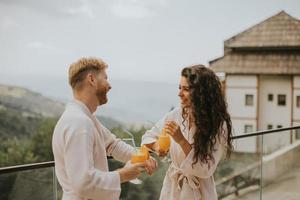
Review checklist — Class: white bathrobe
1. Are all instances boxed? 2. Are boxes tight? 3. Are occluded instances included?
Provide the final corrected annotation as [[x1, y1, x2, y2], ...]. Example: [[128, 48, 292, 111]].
[[52, 100, 135, 200], [142, 107, 227, 200]]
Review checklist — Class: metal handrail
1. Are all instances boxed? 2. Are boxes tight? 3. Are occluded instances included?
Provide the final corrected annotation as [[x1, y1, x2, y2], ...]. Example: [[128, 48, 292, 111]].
[[232, 125, 300, 139], [0, 161, 54, 174], [0, 156, 113, 174], [1, 125, 299, 174]]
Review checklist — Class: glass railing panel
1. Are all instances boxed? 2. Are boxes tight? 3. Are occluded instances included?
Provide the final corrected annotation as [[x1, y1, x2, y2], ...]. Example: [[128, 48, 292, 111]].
[[261, 129, 300, 200], [108, 156, 169, 200], [3, 127, 300, 200], [216, 135, 262, 200], [55, 177, 63, 200], [0, 166, 56, 200]]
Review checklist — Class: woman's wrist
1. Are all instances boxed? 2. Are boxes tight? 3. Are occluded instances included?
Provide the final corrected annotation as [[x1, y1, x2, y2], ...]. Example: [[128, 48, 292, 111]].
[[178, 138, 187, 146], [178, 138, 192, 156]]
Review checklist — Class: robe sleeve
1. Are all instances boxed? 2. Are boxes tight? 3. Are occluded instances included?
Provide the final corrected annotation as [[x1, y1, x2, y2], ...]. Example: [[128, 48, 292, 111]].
[[99, 123, 135, 163], [64, 119, 121, 199], [180, 123, 228, 179]]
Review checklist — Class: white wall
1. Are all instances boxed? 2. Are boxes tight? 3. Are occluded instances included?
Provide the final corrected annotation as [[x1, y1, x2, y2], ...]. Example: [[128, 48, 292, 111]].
[[226, 75, 258, 152], [293, 76, 300, 121], [226, 75, 257, 87], [226, 75, 257, 119], [232, 119, 257, 152], [292, 76, 300, 142], [258, 75, 292, 154]]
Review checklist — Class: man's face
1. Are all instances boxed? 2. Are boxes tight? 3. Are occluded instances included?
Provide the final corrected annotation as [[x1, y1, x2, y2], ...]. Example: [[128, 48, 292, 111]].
[[94, 69, 111, 106]]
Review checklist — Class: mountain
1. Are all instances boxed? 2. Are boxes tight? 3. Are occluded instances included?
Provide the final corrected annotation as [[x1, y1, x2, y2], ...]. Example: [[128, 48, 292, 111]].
[[0, 84, 123, 138], [0, 84, 65, 118], [0, 103, 44, 138]]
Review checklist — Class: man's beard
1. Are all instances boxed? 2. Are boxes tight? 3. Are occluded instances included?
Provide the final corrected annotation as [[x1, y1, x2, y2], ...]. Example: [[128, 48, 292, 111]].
[[96, 88, 107, 105]]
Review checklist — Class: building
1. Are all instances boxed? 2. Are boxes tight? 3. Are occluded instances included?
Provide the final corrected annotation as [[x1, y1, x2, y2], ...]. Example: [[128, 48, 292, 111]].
[[210, 11, 300, 153]]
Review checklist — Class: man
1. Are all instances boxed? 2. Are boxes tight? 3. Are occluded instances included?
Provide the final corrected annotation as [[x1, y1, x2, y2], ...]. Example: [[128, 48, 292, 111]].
[[52, 57, 157, 200]]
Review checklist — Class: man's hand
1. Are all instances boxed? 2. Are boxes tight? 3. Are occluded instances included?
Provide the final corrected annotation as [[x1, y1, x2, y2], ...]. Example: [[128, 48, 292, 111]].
[[117, 163, 145, 183]]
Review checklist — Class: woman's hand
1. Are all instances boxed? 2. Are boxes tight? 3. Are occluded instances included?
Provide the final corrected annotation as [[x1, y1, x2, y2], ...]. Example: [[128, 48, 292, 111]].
[[165, 121, 192, 156], [164, 121, 185, 144]]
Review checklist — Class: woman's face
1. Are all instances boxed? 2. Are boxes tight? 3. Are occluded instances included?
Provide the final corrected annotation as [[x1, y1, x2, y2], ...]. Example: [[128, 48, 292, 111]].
[[178, 76, 191, 108]]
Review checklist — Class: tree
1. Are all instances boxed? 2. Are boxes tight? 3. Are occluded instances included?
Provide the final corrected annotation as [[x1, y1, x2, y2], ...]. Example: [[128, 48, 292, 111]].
[[30, 118, 58, 162]]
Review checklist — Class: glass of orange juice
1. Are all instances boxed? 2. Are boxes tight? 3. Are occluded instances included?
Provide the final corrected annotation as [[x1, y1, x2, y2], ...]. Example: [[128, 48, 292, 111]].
[[131, 146, 149, 164], [158, 128, 170, 152], [129, 146, 149, 184], [157, 128, 170, 162]]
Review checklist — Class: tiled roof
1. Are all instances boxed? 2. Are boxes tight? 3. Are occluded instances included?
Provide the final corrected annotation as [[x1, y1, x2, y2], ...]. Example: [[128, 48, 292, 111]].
[[225, 11, 300, 48], [210, 52, 300, 74]]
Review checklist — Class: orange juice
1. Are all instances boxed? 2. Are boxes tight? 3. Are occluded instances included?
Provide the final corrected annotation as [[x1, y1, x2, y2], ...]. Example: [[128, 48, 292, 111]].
[[158, 129, 170, 152], [131, 147, 148, 164]]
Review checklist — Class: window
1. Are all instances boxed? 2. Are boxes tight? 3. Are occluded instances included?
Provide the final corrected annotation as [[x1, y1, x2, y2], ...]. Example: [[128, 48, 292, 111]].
[[267, 124, 273, 130], [244, 125, 253, 133], [268, 94, 273, 101], [245, 94, 254, 106], [277, 125, 283, 128], [297, 96, 300, 107], [278, 94, 286, 106]]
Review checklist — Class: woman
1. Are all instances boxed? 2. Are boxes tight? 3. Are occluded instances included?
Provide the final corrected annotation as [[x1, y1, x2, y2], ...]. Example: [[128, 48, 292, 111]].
[[141, 65, 233, 200]]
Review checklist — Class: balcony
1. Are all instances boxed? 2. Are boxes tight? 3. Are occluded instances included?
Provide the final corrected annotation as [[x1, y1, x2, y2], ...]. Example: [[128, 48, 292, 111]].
[[0, 126, 300, 200]]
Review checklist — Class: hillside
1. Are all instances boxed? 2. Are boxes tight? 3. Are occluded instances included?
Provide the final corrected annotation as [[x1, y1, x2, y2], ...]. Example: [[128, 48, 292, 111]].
[[0, 104, 43, 138], [0, 84, 65, 117], [0, 84, 122, 138]]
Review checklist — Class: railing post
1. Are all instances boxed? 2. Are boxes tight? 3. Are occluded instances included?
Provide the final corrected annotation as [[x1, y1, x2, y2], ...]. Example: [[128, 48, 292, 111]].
[[260, 135, 263, 200]]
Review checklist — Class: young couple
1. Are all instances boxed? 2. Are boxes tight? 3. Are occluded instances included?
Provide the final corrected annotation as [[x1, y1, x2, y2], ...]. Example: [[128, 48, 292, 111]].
[[52, 57, 233, 200]]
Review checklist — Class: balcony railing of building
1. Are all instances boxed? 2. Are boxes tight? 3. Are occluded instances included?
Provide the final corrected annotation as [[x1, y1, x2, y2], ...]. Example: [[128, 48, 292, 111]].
[[1, 126, 300, 200]]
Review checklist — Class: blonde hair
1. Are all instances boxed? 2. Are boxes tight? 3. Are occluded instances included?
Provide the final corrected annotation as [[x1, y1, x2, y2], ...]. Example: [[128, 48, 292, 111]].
[[68, 57, 108, 90]]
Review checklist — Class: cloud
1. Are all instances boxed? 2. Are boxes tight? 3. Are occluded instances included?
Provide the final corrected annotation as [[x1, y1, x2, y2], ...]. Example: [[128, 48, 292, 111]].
[[0, 0, 96, 19], [27, 41, 59, 51], [0, 16, 20, 30], [111, 3, 154, 18], [110, 0, 169, 19], [58, 0, 97, 19], [0, 0, 168, 19], [60, 3, 95, 19]]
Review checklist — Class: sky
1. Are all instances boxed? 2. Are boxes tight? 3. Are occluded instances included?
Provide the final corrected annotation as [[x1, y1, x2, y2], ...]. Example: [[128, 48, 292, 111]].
[[1, 0, 300, 85]]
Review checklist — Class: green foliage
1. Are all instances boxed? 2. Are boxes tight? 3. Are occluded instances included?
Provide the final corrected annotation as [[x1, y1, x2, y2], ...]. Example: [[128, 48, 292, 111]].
[[0, 106, 42, 139], [0, 107, 169, 200], [30, 118, 57, 162], [0, 117, 58, 167], [0, 138, 37, 167], [0, 117, 57, 200]]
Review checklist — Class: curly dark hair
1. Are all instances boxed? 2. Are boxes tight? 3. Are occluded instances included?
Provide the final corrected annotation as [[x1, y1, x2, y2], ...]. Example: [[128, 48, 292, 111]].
[[181, 65, 233, 166]]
